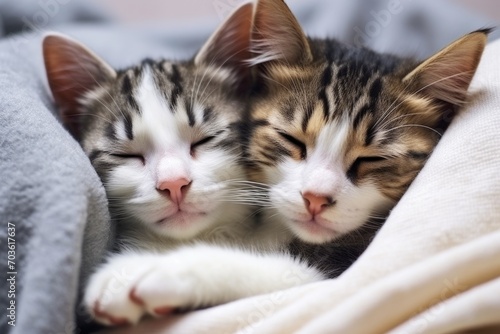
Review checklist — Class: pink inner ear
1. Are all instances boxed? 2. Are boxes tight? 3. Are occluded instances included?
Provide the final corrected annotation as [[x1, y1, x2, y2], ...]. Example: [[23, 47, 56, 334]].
[[419, 53, 477, 106], [251, 0, 312, 65], [194, 3, 253, 87], [404, 31, 488, 106], [43, 35, 115, 139]]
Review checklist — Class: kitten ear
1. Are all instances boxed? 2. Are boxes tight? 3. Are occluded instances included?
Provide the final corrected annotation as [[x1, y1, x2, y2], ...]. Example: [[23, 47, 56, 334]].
[[43, 33, 116, 139], [194, 3, 253, 85], [250, 0, 312, 66], [403, 29, 489, 106]]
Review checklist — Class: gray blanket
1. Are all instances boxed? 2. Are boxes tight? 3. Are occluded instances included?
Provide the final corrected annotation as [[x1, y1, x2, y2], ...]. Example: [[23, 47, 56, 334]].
[[0, 0, 498, 333]]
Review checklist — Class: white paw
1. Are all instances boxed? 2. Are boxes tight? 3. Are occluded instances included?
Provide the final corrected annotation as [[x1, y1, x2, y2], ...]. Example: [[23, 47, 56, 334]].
[[84, 253, 204, 326]]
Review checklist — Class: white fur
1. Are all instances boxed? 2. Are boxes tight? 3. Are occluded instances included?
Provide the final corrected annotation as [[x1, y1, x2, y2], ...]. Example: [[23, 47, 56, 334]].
[[266, 119, 394, 244], [85, 244, 322, 325]]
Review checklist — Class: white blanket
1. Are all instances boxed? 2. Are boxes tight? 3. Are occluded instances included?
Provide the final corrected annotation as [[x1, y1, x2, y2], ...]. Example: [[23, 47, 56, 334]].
[[106, 37, 500, 334], [1, 1, 497, 333]]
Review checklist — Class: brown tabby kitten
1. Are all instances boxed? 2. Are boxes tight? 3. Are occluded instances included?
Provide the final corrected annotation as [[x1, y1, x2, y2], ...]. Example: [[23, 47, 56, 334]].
[[246, 0, 488, 249]]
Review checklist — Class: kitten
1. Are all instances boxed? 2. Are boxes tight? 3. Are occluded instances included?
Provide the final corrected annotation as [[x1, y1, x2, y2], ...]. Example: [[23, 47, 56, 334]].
[[43, 3, 323, 327], [247, 0, 489, 246]]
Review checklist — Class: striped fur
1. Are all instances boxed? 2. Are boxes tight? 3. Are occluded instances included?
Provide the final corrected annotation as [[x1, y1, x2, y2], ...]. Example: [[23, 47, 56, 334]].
[[45, 6, 327, 326], [247, 0, 488, 244], [42, 1, 490, 325]]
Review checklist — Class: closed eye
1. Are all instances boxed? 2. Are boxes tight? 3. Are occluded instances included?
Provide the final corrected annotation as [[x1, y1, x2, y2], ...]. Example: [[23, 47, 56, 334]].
[[354, 156, 388, 164], [347, 156, 388, 181], [192, 136, 216, 148], [278, 132, 307, 160], [190, 136, 216, 156], [110, 153, 145, 164]]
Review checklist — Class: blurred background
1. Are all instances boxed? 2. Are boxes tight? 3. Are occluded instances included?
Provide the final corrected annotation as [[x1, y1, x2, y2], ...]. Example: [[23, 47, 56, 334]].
[[0, 0, 499, 61], [94, 0, 500, 22]]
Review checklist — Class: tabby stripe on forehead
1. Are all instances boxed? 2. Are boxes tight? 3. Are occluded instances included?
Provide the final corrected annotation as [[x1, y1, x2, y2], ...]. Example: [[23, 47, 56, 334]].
[[168, 64, 182, 88], [123, 114, 134, 140], [318, 90, 330, 120], [301, 102, 315, 132], [185, 100, 196, 127], [333, 64, 349, 109], [353, 78, 382, 131], [319, 64, 333, 120], [369, 77, 382, 102], [337, 64, 349, 79], [359, 69, 371, 88], [365, 122, 377, 146], [353, 104, 371, 130], [364, 79, 383, 145], [121, 74, 140, 112], [321, 64, 333, 87], [168, 64, 183, 111], [333, 83, 343, 112], [169, 86, 181, 111]]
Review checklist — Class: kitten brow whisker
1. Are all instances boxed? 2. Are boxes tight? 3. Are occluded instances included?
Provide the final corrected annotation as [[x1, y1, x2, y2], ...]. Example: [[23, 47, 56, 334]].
[[375, 71, 473, 130], [383, 124, 442, 137], [378, 111, 430, 130], [67, 112, 113, 126]]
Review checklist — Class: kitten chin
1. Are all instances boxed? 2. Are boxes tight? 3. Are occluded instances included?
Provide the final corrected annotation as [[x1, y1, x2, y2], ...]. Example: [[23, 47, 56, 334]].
[[125, 201, 253, 246]]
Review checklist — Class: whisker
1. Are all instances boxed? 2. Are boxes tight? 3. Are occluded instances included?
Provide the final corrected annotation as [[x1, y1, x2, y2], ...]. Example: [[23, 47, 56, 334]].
[[375, 71, 474, 130], [383, 124, 442, 137]]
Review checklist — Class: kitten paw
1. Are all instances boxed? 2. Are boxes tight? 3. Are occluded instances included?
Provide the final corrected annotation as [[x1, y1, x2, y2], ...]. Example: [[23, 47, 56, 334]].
[[84, 254, 203, 326]]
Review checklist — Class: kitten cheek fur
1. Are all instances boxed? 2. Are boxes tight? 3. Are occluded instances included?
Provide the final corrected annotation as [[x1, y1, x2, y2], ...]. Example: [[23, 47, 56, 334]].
[[247, 0, 488, 244]]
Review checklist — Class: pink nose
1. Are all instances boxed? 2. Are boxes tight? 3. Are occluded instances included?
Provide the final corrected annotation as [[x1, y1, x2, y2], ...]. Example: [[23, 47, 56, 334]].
[[158, 178, 191, 205], [302, 192, 332, 216]]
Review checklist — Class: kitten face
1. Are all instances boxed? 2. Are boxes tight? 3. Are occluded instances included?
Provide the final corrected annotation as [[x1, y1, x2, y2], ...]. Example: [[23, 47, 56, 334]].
[[43, 3, 255, 240], [249, 58, 431, 244], [247, 0, 487, 244], [83, 61, 247, 239]]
